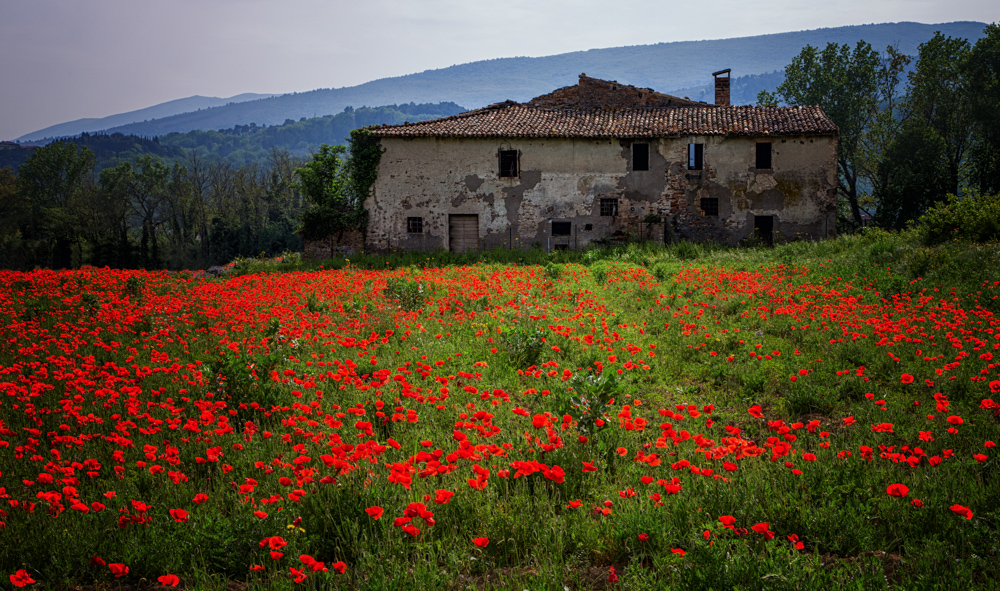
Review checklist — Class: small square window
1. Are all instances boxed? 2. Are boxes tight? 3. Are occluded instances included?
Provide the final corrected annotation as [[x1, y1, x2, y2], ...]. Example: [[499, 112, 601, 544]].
[[552, 221, 571, 236], [688, 143, 704, 170], [700, 198, 719, 216], [499, 150, 518, 177], [755, 142, 772, 170], [633, 143, 649, 171], [600, 197, 619, 217], [584, 223, 593, 231], [407, 217, 423, 233]]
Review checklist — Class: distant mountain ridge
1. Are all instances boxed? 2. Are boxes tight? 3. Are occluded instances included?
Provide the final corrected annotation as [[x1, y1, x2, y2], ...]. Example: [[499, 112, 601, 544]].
[[17, 93, 276, 141], [18, 21, 988, 142]]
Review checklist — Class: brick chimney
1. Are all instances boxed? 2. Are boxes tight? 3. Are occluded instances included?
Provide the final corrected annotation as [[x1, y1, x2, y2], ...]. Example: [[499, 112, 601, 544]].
[[713, 69, 731, 106]]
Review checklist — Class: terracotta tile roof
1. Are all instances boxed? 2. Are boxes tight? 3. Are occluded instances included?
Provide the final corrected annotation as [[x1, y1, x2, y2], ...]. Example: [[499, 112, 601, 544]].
[[370, 102, 838, 139]]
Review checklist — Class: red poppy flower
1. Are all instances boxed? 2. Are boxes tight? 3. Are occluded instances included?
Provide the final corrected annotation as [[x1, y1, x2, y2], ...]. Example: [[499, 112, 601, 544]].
[[946, 416, 964, 425], [886, 484, 909, 498], [911, 499, 923, 508], [331, 561, 347, 574], [950, 504, 973, 519], [402, 524, 421, 537], [751, 522, 770, 534], [192, 494, 209, 504], [748, 405, 764, 418], [169, 508, 189, 523], [567, 499, 582, 508], [608, 566, 618, 583], [299, 555, 327, 573], [472, 537, 489, 547], [365, 506, 384, 519], [638, 533, 649, 541], [254, 510, 268, 519], [108, 564, 129, 578], [671, 548, 686, 556], [265, 536, 287, 550], [90, 556, 105, 567], [787, 534, 804, 550], [158, 574, 180, 587], [270, 552, 284, 560], [9, 570, 36, 587], [900, 374, 914, 384], [288, 567, 306, 583], [429, 490, 453, 505], [802, 453, 817, 462]]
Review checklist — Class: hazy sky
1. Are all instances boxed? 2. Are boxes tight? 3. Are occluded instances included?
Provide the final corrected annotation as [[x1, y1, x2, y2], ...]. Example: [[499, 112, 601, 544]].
[[1, 0, 995, 140]]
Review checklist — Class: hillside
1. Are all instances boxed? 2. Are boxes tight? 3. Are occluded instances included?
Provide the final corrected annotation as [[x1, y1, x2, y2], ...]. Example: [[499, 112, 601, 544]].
[[17, 21, 987, 142], [17, 93, 275, 142], [0, 103, 466, 173]]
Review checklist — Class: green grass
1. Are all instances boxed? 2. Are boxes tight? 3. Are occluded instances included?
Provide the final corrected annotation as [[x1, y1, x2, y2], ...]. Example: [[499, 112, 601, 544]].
[[1, 228, 999, 590]]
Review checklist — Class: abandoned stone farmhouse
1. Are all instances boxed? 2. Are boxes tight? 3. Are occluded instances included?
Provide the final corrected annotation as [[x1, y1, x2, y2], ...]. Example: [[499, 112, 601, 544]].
[[364, 72, 839, 252]]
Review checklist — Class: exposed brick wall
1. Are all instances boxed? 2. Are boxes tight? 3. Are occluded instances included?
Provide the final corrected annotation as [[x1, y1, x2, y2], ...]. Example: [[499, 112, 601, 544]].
[[528, 74, 705, 110]]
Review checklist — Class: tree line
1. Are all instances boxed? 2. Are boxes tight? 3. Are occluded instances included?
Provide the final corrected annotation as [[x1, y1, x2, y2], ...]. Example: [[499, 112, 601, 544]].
[[0, 128, 384, 271], [0, 144, 308, 270], [759, 23, 1000, 229]]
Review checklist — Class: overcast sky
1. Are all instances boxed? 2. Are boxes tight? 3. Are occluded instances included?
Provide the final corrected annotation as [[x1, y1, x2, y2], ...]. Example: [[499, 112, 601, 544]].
[[0, 0, 995, 140]]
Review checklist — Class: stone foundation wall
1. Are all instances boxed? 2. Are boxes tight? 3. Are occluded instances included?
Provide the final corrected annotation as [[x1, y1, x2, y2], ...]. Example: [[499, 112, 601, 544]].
[[303, 230, 365, 259]]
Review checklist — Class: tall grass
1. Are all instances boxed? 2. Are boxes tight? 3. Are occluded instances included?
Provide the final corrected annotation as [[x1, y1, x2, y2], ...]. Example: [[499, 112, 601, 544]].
[[2, 223, 999, 589]]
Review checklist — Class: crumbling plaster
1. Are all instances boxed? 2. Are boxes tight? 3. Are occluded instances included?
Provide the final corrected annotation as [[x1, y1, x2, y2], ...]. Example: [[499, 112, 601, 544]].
[[365, 134, 837, 251]]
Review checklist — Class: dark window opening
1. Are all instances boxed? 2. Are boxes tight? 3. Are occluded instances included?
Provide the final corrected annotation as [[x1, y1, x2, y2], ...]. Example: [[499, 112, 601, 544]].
[[600, 197, 619, 217], [407, 217, 423, 233], [499, 150, 518, 178], [552, 221, 571, 236], [584, 223, 593, 231], [632, 143, 649, 171], [700, 198, 719, 216], [755, 142, 772, 170], [688, 143, 704, 170]]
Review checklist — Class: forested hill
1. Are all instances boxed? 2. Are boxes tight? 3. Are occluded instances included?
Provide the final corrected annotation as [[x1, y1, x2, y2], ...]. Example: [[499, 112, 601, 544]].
[[16, 20, 988, 142], [0, 102, 465, 172], [18, 93, 276, 142]]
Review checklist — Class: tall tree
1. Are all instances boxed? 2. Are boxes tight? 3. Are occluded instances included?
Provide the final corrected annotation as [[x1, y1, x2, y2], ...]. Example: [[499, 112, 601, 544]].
[[905, 33, 974, 196], [16, 141, 96, 268], [99, 155, 172, 268], [295, 144, 356, 241], [874, 122, 951, 229], [967, 23, 1000, 195], [773, 41, 904, 225], [0, 167, 25, 268]]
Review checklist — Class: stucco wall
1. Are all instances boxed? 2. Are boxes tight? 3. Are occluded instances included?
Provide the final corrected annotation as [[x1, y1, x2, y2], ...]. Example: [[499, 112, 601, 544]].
[[365, 135, 837, 251]]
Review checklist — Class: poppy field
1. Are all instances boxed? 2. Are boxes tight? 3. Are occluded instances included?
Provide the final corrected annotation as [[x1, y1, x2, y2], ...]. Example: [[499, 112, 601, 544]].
[[2, 236, 999, 590]]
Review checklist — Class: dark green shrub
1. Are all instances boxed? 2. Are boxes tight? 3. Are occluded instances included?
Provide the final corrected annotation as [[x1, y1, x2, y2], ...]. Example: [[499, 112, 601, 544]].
[[917, 193, 1000, 245]]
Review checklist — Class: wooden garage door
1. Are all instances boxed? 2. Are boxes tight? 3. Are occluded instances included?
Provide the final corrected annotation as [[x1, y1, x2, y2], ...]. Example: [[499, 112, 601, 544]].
[[449, 214, 479, 253]]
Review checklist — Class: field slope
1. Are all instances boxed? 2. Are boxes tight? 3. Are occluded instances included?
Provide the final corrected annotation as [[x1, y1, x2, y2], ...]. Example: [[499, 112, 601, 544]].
[[1, 233, 999, 589]]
